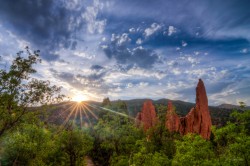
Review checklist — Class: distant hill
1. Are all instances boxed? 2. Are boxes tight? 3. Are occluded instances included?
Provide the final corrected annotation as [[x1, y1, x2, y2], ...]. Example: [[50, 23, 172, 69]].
[[44, 99, 247, 128], [218, 103, 250, 110], [118, 98, 244, 127]]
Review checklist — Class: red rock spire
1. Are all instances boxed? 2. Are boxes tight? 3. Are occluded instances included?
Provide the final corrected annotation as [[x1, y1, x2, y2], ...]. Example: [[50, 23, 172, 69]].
[[136, 79, 212, 139], [195, 79, 211, 139], [179, 79, 212, 139], [136, 100, 157, 132]]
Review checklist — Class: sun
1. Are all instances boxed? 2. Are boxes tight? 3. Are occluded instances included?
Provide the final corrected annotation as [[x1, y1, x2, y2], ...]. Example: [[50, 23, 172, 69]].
[[72, 94, 88, 102]]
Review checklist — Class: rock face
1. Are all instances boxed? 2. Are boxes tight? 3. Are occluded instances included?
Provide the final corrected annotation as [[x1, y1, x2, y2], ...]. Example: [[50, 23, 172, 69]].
[[193, 79, 212, 139], [136, 100, 157, 131], [166, 79, 212, 139], [136, 79, 212, 139], [165, 101, 180, 132], [181, 79, 211, 139]]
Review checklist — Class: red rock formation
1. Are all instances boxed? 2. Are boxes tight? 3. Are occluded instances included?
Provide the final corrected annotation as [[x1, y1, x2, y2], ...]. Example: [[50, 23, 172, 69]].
[[135, 79, 212, 139], [179, 79, 212, 139], [165, 101, 180, 132], [136, 100, 157, 131], [195, 79, 212, 139]]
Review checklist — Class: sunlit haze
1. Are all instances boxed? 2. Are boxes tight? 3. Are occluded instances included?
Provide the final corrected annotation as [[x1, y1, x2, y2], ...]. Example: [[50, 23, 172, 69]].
[[72, 94, 89, 102]]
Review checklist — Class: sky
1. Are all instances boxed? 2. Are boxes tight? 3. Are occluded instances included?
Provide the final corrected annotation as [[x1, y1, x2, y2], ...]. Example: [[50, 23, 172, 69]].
[[0, 0, 249, 106]]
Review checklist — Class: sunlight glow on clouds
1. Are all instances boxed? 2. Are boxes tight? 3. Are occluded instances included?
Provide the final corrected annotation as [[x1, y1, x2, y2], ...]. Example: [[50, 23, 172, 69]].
[[0, 0, 250, 105]]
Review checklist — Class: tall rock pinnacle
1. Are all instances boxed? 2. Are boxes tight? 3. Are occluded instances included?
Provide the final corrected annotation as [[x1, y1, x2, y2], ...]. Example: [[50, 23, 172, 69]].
[[136, 79, 212, 139], [179, 79, 212, 139]]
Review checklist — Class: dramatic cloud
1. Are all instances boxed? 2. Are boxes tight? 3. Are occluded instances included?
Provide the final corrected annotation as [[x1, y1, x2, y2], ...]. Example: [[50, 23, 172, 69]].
[[83, 0, 106, 34], [0, 0, 107, 61], [101, 33, 160, 69], [0, 0, 250, 105]]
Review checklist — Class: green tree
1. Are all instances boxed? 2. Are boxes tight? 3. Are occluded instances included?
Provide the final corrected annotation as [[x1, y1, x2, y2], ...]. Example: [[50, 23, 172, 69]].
[[101, 97, 111, 107], [212, 110, 250, 166], [131, 139, 171, 166], [1, 124, 54, 166], [0, 47, 64, 137], [54, 129, 94, 166], [172, 134, 215, 166], [114, 100, 129, 115], [91, 112, 143, 166]]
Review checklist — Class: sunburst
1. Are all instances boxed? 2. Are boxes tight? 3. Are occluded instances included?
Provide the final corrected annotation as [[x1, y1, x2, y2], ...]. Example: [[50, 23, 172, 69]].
[[57, 99, 134, 130], [72, 94, 88, 103]]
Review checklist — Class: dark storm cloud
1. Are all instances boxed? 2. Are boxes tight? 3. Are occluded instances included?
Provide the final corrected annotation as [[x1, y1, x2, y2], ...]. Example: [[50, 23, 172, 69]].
[[0, 0, 84, 61]]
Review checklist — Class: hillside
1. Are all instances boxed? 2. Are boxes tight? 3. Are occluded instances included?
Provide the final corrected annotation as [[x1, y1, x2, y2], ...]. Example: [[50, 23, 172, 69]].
[[45, 99, 245, 127]]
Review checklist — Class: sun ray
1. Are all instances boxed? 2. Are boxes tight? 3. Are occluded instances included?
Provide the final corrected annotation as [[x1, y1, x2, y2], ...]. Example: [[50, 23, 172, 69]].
[[57, 102, 75, 119], [57, 101, 136, 130], [84, 110, 93, 126], [73, 103, 80, 126], [61, 103, 79, 128], [79, 104, 92, 126], [79, 106, 83, 128], [85, 103, 134, 119], [81, 105, 92, 127], [82, 103, 99, 120]]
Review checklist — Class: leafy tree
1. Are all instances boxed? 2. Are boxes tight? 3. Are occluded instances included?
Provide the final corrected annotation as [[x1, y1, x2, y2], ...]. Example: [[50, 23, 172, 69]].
[[172, 134, 215, 166], [101, 97, 111, 107], [53, 128, 93, 166], [239, 101, 246, 109], [147, 104, 179, 159], [147, 124, 179, 159], [212, 110, 250, 166], [91, 112, 143, 165], [0, 47, 64, 137], [114, 100, 129, 115], [131, 139, 171, 166], [1, 124, 54, 166], [155, 104, 167, 125]]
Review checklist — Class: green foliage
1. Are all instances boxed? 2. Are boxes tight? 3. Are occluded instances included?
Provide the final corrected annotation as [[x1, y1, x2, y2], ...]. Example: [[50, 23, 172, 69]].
[[231, 109, 250, 132], [1, 124, 53, 166], [113, 100, 129, 115], [102, 97, 111, 107], [239, 101, 246, 109], [212, 109, 250, 166], [1, 125, 93, 166], [131, 139, 171, 166], [90, 112, 143, 165], [172, 134, 215, 166], [50, 129, 94, 166], [0, 47, 64, 137], [147, 123, 179, 159], [155, 104, 167, 124]]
